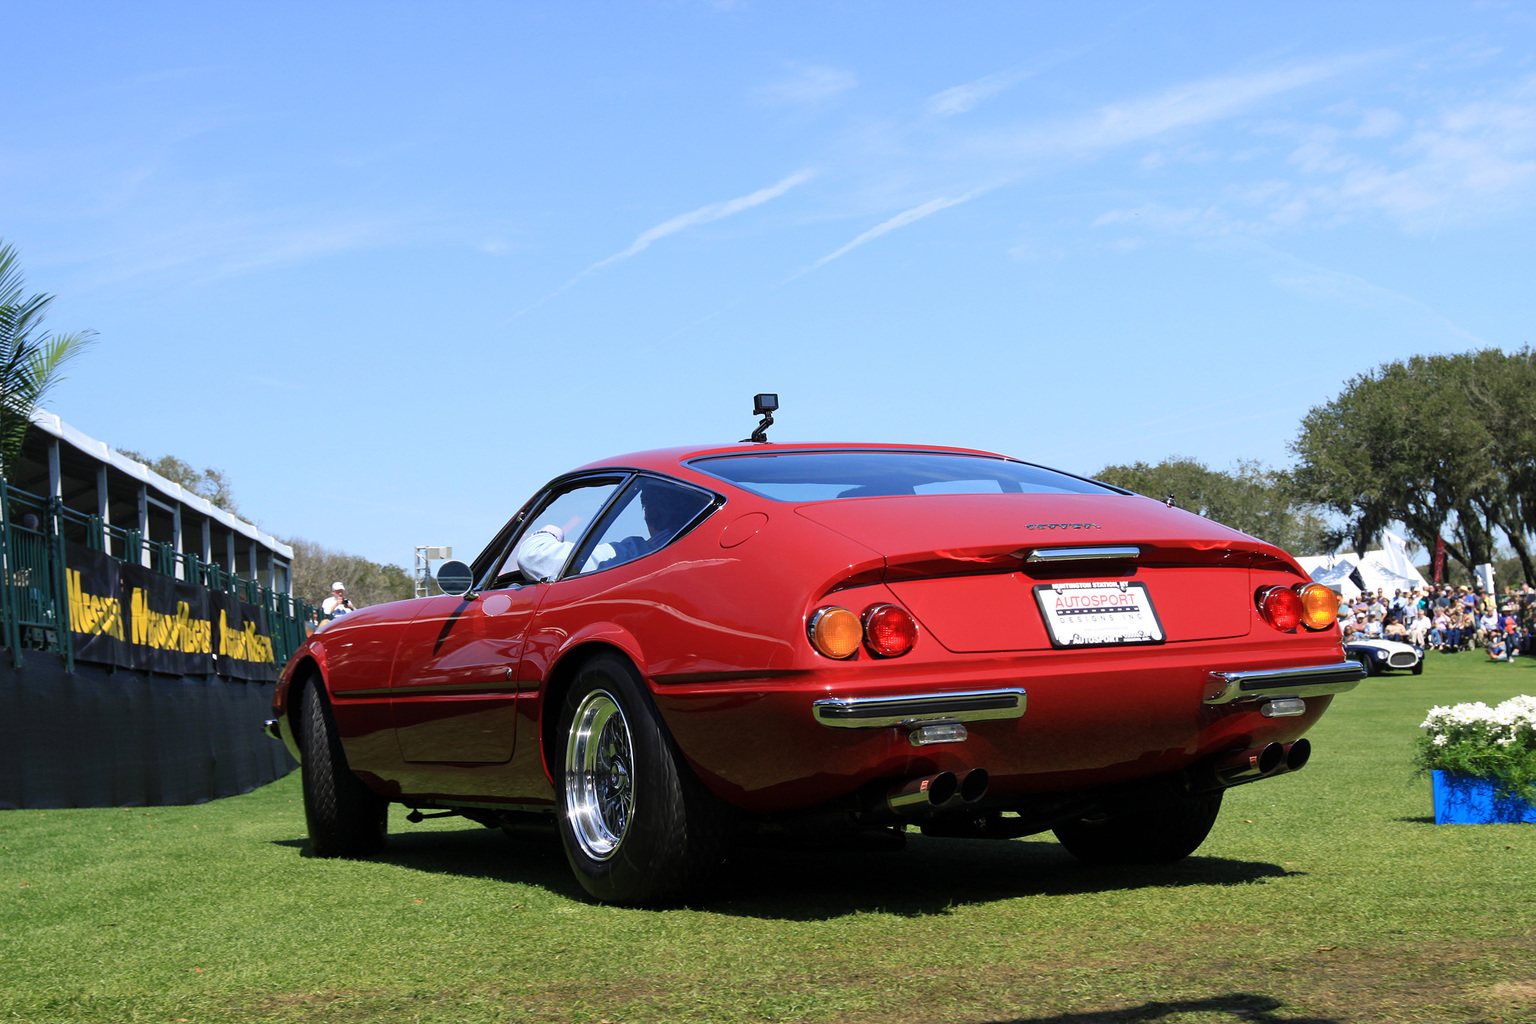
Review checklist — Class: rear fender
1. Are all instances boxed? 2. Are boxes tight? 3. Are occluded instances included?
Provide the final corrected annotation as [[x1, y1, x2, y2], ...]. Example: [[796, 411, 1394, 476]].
[[536, 623, 651, 786]]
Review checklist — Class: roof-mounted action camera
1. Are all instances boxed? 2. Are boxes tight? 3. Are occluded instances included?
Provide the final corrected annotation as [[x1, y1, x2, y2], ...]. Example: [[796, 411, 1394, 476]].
[[743, 393, 778, 444]]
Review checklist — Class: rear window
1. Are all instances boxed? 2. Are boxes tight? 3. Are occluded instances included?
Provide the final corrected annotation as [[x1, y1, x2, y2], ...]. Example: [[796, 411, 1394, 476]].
[[690, 450, 1119, 502]]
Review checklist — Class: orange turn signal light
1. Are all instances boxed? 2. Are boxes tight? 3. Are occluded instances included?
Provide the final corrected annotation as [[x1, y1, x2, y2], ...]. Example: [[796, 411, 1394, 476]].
[[1257, 582, 1342, 633], [808, 606, 862, 659], [1294, 582, 1339, 631]]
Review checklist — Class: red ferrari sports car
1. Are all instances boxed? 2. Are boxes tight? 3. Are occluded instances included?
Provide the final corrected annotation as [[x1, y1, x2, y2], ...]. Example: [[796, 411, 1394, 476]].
[[268, 440, 1362, 904]]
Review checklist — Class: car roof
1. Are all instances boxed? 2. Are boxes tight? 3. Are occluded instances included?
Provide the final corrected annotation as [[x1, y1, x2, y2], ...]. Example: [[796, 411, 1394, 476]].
[[569, 442, 1016, 477]]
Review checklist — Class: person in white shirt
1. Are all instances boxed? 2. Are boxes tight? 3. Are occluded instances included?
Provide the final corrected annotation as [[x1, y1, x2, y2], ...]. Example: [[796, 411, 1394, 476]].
[[1409, 609, 1432, 646], [322, 582, 354, 618], [517, 482, 696, 583], [1477, 609, 1499, 646]]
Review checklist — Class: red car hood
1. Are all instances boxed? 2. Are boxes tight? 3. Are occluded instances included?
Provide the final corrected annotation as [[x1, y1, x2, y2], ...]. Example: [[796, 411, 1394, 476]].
[[794, 492, 1297, 579]]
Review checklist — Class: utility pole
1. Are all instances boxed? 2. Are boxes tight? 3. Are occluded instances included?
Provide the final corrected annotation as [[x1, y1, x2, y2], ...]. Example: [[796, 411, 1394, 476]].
[[414, 545, 452, 598]]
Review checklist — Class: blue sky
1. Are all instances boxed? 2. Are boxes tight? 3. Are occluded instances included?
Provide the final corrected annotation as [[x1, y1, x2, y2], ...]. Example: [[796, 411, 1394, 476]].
[[4, 1, 1535, 573]]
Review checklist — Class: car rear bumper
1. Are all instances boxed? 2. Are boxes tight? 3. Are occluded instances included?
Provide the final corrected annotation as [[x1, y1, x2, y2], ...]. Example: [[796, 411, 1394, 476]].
[[811, 687, 1027, 728], [1202, 660, 1366, 704], [651, 640, 1351, 814]]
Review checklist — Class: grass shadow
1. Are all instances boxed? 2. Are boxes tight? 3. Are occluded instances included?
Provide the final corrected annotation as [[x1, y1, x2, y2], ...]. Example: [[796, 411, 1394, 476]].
[[270, 824, 587, 898], [270, 827, 1302, 918], [708, 833, 1304, 920], [989, 992, 1338, 1023]]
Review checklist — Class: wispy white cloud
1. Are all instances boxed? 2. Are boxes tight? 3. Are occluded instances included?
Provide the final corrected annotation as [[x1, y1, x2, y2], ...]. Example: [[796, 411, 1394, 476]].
[[590, 168, 817, 271], [76, 212, 421, 288], [1086, 71, 1536, 240], [925, 47, 1095, 118], [962, 54, 1379, 167], [808, 185, 993, 270], [754, 64, 857, 107], [1093, 202, 1237, 236], [1083, 59, 1372, 145], [926, 69, 1031, 117], [1261, 242, 1490, 345], [800, 58, 1374, 275], [509, 169, 817, 320]]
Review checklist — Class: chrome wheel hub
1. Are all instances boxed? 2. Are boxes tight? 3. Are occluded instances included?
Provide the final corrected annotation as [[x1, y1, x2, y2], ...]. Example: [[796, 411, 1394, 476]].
[[564, 689, 634, 861]]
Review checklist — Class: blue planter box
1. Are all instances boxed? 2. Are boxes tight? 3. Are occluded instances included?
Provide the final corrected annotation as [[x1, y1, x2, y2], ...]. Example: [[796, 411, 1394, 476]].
[[1432, 771, 1536, 824]]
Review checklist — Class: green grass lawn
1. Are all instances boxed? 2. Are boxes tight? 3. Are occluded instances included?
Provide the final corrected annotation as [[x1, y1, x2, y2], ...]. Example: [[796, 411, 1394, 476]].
[[4, 653, 1535, 1024]]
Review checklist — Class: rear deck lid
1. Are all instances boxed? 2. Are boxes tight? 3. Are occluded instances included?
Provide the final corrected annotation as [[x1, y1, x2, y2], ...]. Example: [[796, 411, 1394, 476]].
[[797, 493, 1292, 651]]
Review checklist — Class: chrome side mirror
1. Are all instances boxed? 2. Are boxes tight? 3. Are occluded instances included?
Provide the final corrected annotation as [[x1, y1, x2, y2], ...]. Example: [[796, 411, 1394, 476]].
[[435, 559, 476, 598]]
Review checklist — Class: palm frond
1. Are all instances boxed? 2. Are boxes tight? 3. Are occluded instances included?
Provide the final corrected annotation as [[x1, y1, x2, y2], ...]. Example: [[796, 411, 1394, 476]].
[[0, 239, 99, 474]]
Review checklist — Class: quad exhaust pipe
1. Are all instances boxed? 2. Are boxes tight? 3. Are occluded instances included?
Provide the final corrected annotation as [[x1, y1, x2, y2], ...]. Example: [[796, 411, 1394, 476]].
[[885, 768, 989, 815], [878, 738, 1309, 819]]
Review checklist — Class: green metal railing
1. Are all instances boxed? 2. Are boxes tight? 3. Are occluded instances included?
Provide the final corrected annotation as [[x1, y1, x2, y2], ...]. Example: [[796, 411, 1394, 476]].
[[0, 480, 319, 672]]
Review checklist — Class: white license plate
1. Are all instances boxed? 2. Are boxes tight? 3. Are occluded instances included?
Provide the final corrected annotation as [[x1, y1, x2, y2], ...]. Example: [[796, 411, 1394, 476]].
[[1033, 581, 1165, 648]]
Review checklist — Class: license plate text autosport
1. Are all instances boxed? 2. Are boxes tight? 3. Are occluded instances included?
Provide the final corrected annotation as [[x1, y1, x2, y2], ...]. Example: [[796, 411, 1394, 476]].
[[1033, 581, 1166, 648]]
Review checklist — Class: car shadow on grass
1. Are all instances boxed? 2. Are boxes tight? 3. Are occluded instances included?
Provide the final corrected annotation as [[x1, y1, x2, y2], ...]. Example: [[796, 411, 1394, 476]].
[[709, 833, 1304, 920], [279, 822, 1308, 921], [272, 824, 588, 899], [985, 991, 1337, 1023], [277, 825, 1303, 918]]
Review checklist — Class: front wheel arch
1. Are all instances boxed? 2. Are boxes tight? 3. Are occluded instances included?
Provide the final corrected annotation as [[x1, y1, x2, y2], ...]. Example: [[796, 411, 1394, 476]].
[[285, 659, 322, 756], [299, 673, 387, 858]]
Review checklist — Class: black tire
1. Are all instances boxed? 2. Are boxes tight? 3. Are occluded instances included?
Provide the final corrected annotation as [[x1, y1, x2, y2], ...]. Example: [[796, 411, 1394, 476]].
[[1411, 658, 1424, 675], [301, 679, 387, 858], [1352, 653, 1377, 677], [555, 653, 730, 905], [1053, 791, 1223, 865]]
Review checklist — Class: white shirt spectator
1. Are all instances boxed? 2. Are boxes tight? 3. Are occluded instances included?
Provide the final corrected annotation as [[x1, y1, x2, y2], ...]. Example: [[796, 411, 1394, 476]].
[[515, 525, 653, 583], [322, 584, 354, 618]]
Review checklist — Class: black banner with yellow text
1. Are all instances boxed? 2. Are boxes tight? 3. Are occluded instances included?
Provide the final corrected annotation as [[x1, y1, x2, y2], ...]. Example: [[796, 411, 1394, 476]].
[[65, 544, 130, 668], [65, 543, 276, 680], [207, 591, 277, 682]]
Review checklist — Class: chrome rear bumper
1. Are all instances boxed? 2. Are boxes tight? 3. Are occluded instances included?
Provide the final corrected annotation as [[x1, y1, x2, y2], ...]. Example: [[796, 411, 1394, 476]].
[[813, 687, 1027, 729], [1204, 661, 1366, 705]]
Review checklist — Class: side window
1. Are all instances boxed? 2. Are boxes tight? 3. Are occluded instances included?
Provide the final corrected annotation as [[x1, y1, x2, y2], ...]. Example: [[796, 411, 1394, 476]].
[[569, 477, 716, 578], [486, 478, 624, 587]]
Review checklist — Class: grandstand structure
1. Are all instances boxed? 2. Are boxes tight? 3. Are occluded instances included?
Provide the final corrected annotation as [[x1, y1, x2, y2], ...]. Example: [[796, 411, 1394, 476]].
[[14, 411, 293, 593], [0, 413, 311, 809]]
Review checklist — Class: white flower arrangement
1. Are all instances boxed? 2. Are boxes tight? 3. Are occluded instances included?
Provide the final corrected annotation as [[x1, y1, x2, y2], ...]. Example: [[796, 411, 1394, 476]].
[[1417, 695, 1536, 801]]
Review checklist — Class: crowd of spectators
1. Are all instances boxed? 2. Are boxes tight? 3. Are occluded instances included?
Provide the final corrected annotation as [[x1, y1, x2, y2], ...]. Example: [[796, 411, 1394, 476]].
[[1336, 581, 1536, 660]]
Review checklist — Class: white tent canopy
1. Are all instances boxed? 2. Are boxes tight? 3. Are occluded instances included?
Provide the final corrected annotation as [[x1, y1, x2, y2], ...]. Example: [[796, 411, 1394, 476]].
[[1296, 555, 1429, 603], [1294, 530, 1430, 600]]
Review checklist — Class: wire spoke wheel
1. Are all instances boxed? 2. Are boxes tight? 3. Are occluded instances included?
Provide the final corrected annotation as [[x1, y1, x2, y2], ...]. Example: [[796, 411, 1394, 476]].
[[554, 653, 733, 904], [564, 689, 635, 861]]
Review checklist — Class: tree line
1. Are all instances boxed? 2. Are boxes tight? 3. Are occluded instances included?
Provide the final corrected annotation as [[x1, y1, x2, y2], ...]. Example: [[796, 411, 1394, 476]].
[[1289, 348, 1536, 585], [109, 452, 417, 609], [1092, 457, 1330, 558], [1096, 349, 1536, 586]]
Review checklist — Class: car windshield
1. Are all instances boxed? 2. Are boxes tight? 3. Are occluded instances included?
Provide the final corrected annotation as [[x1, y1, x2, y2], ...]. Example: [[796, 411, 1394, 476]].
[[690, 450, 1119, 502]]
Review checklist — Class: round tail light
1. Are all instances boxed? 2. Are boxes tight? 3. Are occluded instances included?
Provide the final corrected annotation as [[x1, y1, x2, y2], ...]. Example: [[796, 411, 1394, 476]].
[[808, 606, 862, 659], [863, 604, 918, 657], [1294, 582, 1340, 631], [1257, 585, 1303, 632]]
